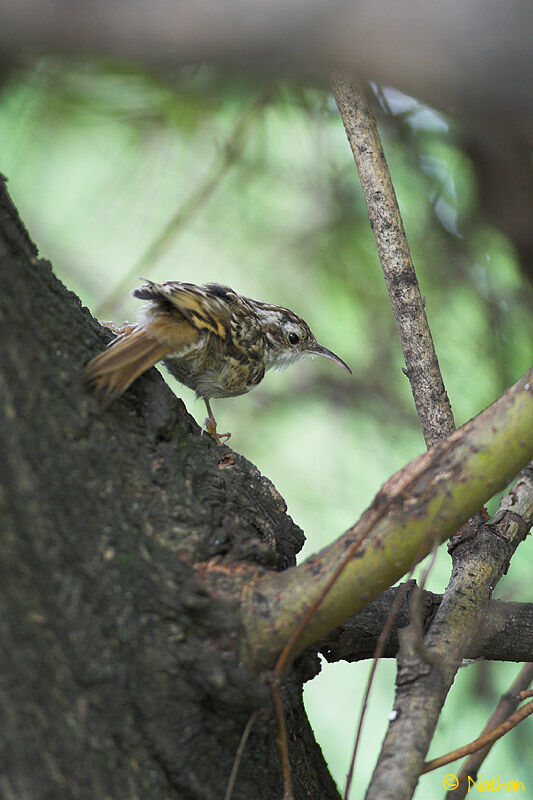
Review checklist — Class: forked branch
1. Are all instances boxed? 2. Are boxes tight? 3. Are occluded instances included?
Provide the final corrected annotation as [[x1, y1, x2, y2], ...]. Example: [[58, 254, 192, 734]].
[[240, 368, 533, 670]]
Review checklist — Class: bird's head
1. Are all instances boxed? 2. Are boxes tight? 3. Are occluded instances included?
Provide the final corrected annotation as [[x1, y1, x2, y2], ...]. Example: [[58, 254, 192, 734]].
[[252, 302, 351, 375]]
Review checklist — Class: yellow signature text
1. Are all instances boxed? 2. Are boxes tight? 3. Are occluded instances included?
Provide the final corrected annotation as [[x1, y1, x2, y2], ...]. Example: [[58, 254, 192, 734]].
[[467, 775, 525, 793]]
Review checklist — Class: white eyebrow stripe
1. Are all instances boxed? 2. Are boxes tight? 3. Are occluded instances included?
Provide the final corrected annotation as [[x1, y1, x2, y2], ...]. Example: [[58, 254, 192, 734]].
[[254, 308, 283, 326], [283, 321, 301, 332]]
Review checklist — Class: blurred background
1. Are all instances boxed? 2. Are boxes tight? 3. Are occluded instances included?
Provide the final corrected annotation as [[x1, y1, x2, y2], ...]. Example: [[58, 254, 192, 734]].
[[1, 60, 531, 797]]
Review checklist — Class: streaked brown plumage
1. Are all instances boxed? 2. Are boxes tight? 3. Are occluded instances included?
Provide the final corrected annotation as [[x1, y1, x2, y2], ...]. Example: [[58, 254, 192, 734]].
[[84, 280, 351, 443]]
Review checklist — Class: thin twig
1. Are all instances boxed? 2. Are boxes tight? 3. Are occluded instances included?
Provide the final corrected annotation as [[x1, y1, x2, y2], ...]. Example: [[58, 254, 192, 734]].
[[273, 527, 370, 679], [223, 712, 258, 800], [271, 496, 391, 800], [343, 522, 450, 798], [343, 577, 413, 799], [422, 698, 533, 774], [271, 421, 461, 680], [267, 447, 532, 800], [96, 94, 267, 316], [409, 544, 442, 667], [446, 663, 533, 800], [271, 457, 435, 800], [270, 676, 293, 800]]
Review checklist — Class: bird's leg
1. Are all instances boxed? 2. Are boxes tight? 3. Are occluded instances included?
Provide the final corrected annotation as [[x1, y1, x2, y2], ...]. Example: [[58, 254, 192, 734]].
[[203, 399, 231, 445]]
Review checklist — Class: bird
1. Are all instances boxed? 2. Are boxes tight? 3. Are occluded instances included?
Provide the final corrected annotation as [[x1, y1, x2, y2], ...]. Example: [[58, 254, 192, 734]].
[[83, 280, 351, 444]]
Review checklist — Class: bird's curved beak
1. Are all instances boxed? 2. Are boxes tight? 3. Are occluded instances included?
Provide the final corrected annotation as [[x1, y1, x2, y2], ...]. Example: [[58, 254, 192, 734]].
[[311, 344, 352, 374]]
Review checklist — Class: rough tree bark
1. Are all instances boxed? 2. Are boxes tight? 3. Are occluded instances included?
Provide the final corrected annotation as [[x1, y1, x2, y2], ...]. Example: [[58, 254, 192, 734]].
[[0, 175, 340, 799]]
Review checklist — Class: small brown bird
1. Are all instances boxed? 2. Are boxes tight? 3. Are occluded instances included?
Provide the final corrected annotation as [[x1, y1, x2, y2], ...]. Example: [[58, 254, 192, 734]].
[[84, 280, 351, 443]]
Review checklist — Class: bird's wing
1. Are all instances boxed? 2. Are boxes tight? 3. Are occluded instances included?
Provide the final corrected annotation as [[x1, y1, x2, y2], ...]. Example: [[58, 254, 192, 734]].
[[133, 280, 234, 341]]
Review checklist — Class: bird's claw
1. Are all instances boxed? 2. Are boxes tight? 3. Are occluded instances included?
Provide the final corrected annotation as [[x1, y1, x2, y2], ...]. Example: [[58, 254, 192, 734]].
[[204, 417, 231, 446], [100, 321, 137, 343]]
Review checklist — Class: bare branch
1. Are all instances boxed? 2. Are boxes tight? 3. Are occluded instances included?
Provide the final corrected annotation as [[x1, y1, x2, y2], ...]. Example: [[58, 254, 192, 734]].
[[240, 382, 533, 670], [422, 697, 533, 774], [364, 464, 533, 800], [318, 587, 533, 666], [446, 663, 533, 800], [331, 76, 454, 448]]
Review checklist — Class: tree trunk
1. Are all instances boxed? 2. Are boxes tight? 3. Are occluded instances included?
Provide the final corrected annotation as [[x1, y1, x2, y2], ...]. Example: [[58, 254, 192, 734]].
[[0, 175, 340, 799]]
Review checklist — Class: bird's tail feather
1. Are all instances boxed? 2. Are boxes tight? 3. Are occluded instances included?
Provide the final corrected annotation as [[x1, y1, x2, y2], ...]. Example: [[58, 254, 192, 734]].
[[84, 329, 171, 409]]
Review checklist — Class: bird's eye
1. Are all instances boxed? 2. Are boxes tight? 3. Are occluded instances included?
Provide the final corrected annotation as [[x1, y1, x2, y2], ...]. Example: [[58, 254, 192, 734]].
[[288, 332, 300, 345]]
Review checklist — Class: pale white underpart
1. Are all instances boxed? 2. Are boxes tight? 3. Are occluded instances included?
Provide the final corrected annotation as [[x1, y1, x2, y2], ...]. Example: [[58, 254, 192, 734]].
[[266, 348, 312, 371]]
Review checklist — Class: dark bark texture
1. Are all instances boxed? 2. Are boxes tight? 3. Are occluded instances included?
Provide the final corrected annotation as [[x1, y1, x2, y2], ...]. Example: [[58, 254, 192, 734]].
[[0, 175, 340, 800], [318, 583, 533, 664]]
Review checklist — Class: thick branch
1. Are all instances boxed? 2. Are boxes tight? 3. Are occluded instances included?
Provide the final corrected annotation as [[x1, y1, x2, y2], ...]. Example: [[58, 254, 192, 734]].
[[241, 379, 533, 670], [318, 585, 533, 665]]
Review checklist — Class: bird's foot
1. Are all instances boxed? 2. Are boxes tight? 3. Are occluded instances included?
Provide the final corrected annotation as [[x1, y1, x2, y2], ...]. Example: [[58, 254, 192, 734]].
[[101, 321, 137, 342], [204, 417, 231, 445]]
